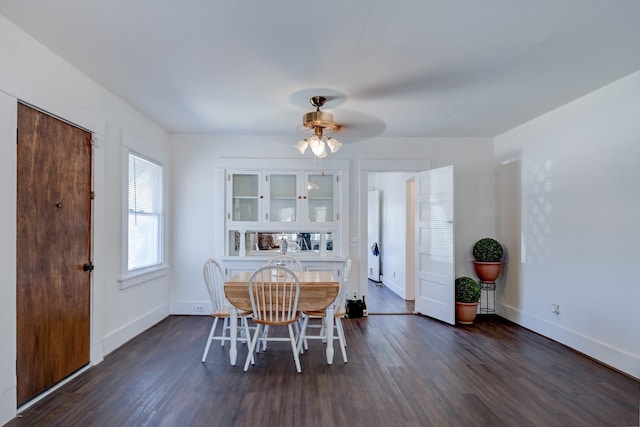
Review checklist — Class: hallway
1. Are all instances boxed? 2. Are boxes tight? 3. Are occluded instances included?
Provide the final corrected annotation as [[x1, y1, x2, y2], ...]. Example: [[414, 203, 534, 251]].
[[366, 280, 414, 314]]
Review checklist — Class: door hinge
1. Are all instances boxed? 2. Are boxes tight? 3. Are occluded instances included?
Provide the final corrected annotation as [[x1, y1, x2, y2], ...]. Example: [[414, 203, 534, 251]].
[[16, 128, 18, 144], [83, 262, 95, 272], [227, 174, 230, 182], [90, 191, 95, 200], [336, 175, 340, 182], [336, 213, 340, 220]]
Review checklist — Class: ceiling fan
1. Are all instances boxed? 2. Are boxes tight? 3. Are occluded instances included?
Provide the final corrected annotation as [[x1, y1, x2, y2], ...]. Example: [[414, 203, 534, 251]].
[[285, 88, 387, 148], [295, 96, 342, 158]]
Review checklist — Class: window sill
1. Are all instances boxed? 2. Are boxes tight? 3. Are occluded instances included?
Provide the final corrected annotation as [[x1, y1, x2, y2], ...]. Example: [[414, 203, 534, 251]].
[[119, 264, 170, 290]]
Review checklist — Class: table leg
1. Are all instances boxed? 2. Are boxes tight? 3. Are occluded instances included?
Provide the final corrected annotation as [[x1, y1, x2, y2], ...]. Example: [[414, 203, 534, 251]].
[[325, 305, 335, 364], [229, 306, 238, 365]]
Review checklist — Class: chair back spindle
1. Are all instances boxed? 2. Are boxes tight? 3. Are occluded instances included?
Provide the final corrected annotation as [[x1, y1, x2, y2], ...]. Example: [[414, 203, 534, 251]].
[[248, 266, 300, 324]]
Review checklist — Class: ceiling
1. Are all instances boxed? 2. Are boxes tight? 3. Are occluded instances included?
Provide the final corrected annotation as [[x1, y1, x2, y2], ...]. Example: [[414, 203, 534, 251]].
[[2, 0, 640, 142]]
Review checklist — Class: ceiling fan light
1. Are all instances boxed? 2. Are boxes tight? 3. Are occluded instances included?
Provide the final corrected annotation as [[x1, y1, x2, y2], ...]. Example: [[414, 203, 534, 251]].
[[295, 138, 309, 154], [317, 146, 328, 159], [309, 136, 325, 156], [327, 137, 342, 153], [295, 96, 342, 158]]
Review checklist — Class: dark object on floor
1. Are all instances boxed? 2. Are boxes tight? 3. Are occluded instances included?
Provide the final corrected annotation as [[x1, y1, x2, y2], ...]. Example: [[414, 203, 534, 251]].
[[345, 296, 364, 318]]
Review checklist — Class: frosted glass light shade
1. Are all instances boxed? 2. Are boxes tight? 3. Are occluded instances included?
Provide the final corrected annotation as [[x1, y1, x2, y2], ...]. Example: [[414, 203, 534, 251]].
[[308, 135, 325, 156], [317, 146, 328, 158], [326, 137, 342, 153], [295, 139, 309, 154]]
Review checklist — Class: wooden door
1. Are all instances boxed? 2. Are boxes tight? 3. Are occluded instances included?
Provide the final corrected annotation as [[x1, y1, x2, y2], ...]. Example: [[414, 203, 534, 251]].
[[16, 103, 93, 406], [414, 166, 455, 324]]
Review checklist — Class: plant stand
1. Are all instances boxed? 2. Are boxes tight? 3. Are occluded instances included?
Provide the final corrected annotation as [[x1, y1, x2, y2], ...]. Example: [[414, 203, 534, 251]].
[[479, 281, 496, 314]]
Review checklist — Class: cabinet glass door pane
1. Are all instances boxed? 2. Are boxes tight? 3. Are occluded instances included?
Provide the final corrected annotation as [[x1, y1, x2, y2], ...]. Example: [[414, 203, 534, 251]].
[[307, 174, 334, 223], [232, 174, 259, 221], [270, 174, 297, 222]]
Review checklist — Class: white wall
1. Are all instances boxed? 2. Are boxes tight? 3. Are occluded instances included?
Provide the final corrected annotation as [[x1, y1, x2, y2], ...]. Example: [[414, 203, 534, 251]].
[[0, 16, 171, 422], [495, 69, 640, 379], [169, 135, 497, 314]]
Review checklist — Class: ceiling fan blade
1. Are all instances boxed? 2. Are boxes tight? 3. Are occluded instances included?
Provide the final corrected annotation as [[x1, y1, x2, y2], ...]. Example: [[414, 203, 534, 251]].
[[351, 65, 490, 100], [329, 110, 386, 142]]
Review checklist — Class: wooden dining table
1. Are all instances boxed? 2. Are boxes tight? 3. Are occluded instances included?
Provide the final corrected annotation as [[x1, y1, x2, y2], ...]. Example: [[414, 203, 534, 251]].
[[223, 270, 340, 366]]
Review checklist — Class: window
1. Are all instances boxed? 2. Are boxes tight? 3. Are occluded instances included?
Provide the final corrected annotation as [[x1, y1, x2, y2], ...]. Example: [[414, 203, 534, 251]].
[[128, 153, 163, 271]]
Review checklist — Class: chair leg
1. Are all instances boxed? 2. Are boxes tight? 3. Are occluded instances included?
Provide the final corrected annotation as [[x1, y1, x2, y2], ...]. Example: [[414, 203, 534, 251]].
[[201, 317, 219, 363], [296, 314, 310, 355], [338, 317, 347, 346], [242, 316, 255, 365], [335, 318, 348, 363], [221, 317, 229, 347], [300, 314, 309, 350], [288, 324, 302, 373], [244, 324, 262, 372], [260, 325, 269, 351]]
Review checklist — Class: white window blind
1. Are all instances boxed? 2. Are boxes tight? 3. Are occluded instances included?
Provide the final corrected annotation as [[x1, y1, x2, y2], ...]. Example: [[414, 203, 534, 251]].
[[128, 153, 163, 271]]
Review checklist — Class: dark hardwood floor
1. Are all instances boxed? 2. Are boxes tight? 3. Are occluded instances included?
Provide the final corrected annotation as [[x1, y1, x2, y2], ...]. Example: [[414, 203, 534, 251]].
[[366, 279, 414, 314], [6, 312, 638, 426]]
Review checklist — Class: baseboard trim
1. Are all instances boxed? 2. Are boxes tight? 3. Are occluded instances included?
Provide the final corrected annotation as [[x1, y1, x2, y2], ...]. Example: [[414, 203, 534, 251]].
[[102, 304, 170, 356], [498, 304, 639, 380]]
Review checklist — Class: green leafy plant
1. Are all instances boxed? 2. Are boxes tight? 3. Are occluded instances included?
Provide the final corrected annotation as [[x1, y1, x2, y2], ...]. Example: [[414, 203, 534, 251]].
[[455, 277, 481, 303], [473, 238, 504, 262]]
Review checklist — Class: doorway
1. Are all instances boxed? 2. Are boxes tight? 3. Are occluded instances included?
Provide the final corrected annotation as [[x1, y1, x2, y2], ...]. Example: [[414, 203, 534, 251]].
[[16, 103, 93, 406], [359, 159, 430, 313]]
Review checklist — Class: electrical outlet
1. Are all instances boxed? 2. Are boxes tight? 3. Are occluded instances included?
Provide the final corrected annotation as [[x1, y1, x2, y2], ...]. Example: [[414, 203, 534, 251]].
[[552, 304, 560, 315], [195, 305, 204, 312]]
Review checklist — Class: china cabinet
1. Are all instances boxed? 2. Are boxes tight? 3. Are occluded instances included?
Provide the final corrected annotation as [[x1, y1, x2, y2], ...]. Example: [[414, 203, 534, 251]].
[[226, 169, 340, 227], [218, 158, 349, 277]]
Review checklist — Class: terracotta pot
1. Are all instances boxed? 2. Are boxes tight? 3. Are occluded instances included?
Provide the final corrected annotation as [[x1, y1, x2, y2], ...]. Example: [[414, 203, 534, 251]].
[[473, 261, 502, 283], [455, 302, 479, 324]]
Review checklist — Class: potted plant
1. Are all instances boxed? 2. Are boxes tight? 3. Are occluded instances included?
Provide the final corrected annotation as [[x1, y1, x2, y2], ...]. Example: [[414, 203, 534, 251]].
[[472, 237, 504, 283], [455, 276, 481, 324]]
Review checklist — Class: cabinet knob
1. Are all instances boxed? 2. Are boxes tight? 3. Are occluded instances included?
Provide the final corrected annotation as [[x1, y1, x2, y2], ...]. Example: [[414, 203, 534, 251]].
[[260, 195, 264, 199]]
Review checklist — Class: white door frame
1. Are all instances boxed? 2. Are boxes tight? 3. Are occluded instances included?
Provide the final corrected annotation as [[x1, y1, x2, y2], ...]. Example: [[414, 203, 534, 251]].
[[357, 159, 430, 300]]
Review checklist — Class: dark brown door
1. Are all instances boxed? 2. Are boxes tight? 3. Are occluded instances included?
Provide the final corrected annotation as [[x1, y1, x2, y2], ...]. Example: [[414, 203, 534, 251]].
[[16, 103, 92, 406]]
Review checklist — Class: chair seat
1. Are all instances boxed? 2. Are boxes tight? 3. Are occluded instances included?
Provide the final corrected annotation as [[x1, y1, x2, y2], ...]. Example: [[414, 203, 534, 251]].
[[303, 309, 345, 318], [210, 305, 252, 318], [253, 312, 300, 326]]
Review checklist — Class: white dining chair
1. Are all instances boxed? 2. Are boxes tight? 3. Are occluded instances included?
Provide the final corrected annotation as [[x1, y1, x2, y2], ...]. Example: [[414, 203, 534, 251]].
[[244, 265, 302, 373], [201, 258, 253, 363], [265, 255, 305, 346], [297, 259, 351, 363], [267, 254, 303, 272]]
